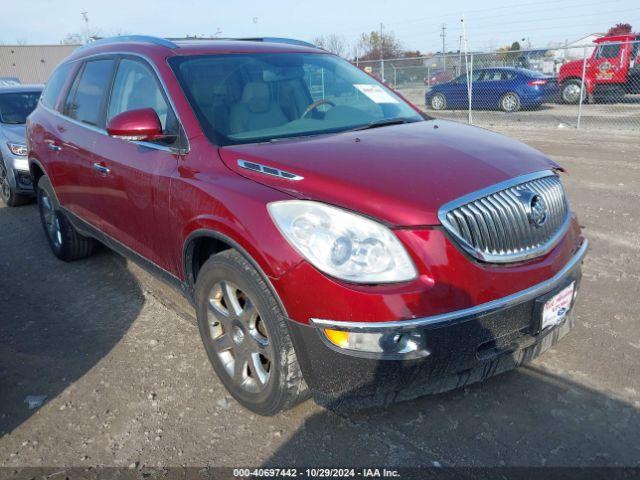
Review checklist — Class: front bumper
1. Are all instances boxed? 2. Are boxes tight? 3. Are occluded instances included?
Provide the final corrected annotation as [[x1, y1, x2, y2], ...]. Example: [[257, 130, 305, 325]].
[[3, 156, 34, 194], [288, 239, 587, 409]]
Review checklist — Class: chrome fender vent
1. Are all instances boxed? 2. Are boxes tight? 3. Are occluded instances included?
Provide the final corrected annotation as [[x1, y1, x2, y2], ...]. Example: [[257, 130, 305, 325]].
[[237, 159, 303, 181]]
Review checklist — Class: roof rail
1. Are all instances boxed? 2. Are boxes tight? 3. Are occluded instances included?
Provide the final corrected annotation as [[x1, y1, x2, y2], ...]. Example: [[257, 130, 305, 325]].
[[81, 35, 178, 50], [233, 37, 318, 48]]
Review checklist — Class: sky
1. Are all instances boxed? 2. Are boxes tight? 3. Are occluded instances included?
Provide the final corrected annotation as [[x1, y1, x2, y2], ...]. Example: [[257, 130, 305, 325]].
[[1, 0, 638, 53]]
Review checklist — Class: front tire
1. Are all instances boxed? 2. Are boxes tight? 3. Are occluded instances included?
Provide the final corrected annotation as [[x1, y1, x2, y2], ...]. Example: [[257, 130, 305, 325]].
[[429, 92, 447, 110], [37, 176, 95, 261], [500, 92, 521, 112], [195, 250, 308, 415], [561, 79, 586, 104], [0, 160, 29, 207]]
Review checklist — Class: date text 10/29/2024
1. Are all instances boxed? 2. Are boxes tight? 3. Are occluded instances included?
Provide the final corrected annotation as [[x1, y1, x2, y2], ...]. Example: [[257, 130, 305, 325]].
[[233, 468, 402, 478]]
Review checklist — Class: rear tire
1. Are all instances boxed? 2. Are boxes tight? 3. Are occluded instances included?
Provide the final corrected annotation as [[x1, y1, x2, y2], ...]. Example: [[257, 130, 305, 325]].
[[429, 93, 447, 110], [195, 250, 308, 415], [37, 176, 95, 261], [0, 160, 29, 207], [500, 92, 521, 112]]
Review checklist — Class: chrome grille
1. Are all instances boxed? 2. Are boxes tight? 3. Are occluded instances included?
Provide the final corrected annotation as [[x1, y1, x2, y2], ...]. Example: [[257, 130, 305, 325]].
[[439, 171, 570, 263]]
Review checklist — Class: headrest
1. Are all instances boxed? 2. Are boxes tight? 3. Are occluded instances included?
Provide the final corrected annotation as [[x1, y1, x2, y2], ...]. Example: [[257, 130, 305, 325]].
[[241, 82, 271, 113]]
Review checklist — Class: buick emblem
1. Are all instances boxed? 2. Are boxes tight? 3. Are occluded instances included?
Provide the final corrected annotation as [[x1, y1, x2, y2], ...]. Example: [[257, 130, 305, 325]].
[[518, 189, 548, 227]]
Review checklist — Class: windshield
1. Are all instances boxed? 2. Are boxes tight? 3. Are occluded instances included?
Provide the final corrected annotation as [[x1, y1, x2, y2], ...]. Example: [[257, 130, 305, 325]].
[[0, 91, 41, 124], [170, 53, 422, 145]]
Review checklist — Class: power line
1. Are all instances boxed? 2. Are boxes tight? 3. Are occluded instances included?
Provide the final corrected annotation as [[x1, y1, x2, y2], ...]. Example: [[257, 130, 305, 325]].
[[395, 7, 639, 41], [382, 1, 636, 35], [382, 0, 628, 27]]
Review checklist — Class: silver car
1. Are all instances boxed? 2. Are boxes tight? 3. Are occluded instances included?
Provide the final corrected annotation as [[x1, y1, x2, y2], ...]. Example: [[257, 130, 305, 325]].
[[0, 85, 43, 206]]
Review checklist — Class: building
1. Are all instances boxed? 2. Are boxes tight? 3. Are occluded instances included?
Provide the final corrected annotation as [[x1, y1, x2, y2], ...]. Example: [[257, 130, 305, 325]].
[[0, 45, 80, 84], [553, 33, 604, 61]]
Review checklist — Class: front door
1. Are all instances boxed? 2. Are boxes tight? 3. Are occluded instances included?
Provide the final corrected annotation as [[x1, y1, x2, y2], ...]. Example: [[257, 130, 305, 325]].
[[91, 57, 182, 270], [591, 41, 627, 87]]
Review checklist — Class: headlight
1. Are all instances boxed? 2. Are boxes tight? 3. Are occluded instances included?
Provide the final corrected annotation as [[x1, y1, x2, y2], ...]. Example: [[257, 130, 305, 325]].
[[268, 200, 417, 283], [7, 142, 27, 156]]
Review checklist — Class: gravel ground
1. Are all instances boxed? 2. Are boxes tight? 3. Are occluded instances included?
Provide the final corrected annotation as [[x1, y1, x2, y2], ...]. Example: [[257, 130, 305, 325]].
[[0, 126, 639, 468]]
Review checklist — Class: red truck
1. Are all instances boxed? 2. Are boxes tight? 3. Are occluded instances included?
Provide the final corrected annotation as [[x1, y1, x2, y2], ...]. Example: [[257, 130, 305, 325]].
[[559, 33, 640, 103]]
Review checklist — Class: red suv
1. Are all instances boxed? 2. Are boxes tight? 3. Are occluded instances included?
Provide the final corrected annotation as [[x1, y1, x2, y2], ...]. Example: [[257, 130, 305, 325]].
[[27, 36, 588, 414]]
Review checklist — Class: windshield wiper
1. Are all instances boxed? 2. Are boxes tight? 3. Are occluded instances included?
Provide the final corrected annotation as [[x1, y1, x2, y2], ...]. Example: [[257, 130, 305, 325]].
[[350, 117, 419, 132]]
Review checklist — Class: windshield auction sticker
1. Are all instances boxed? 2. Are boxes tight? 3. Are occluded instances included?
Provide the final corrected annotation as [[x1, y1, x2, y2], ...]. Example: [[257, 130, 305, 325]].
[[354, 84, 399, 103]]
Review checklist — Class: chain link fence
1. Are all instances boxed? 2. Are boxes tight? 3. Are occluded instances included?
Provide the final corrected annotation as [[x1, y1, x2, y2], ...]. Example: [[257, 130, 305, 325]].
[[358, 39, 640, 132], [1, 41, 639, 132]]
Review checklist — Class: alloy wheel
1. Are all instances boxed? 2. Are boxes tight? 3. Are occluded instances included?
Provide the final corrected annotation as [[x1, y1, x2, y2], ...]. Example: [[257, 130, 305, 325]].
[[0, 162, 10, 203], [207, 280, 272, 393], [40, 190, 62, 247], [562, 83, 582, 103], [502, 93, 519, 112], [431, 94, 445, 110]]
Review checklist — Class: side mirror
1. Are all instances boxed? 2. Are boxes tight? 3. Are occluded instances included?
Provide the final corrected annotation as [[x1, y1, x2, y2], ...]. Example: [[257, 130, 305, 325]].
[[106, 108, 163, 142]]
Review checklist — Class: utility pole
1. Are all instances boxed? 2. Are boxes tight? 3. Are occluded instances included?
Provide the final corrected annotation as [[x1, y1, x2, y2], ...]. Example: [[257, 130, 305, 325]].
[[458, 34, 463, 76], [440, 24, 447, 73], [379, 23, 385, 82], [253, 17, 259, 36], [80, 10, 90, 43]]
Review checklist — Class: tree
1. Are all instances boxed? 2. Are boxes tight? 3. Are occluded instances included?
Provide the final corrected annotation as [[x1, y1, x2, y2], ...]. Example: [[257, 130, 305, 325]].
[[606, 23, 633, 36], [496, 41, 523, 63], [60, 28, 129, 45], [355, 30, 403, 61], [313, 34, 349, 58]]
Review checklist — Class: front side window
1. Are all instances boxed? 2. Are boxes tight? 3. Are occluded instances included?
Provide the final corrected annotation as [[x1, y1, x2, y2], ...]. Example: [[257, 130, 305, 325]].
[[0, 91, 41, 124], [41, 63, 73, 110], [170, 53, 422, 146], [64, 59, 115, 127], [107, 58, 177, 144], [595, 44, 621, 59], [480, 70, 504, 81]]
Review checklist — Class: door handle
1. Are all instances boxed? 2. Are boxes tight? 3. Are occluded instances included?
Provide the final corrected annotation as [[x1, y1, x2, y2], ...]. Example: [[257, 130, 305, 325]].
[[47, 142, 62, 152], [93, 163, 111, 175]]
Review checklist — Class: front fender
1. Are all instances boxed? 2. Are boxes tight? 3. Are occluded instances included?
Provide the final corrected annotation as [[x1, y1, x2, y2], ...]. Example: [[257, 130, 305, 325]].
[[171, 172, 304, 284]]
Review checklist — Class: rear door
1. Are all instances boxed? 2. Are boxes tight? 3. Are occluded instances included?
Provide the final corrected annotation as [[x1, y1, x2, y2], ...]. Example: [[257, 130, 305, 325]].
[[56, 58, 116, 227], [91, 56, 183, 270], [34, 62, 78, 201]]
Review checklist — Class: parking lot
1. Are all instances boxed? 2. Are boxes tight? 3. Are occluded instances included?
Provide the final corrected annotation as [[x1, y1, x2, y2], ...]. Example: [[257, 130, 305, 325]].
[[1, 126, 639, 468], [399, 86, 640, 131]]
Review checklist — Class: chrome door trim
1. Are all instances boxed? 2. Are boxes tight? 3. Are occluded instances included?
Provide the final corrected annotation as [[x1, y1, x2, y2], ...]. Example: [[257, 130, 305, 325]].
[[40, 50, 190, 155]]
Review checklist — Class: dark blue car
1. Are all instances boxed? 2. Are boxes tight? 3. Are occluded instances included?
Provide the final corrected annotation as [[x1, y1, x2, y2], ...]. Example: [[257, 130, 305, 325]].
[[425, 67, 558, 112]]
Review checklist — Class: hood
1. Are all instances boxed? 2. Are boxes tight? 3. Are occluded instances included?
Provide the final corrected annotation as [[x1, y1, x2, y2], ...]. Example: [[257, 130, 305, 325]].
[[0, 123, 26, 144], [559, 59, 584, 77], [219, 120, 560, 226]]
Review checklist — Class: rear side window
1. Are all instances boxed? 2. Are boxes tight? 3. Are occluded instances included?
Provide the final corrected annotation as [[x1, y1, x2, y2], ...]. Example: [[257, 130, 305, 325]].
[[41, 63, 73, 109], [64, 59, 115, 127]]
